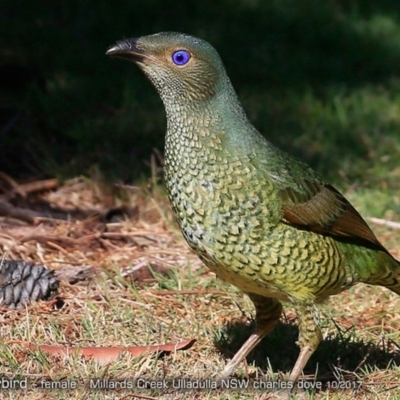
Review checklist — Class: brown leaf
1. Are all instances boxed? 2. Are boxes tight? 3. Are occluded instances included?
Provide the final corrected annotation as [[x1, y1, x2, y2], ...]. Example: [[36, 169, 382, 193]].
[[9, 339, 196, 364]]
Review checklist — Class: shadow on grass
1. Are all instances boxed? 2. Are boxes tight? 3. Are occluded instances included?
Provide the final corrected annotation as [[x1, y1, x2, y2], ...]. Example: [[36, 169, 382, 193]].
[[214, 318, 400, 380]]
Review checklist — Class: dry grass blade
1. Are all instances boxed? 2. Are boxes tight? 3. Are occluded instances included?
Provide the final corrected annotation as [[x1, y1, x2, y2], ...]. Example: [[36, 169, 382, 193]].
[[151, 290, 228, 296]]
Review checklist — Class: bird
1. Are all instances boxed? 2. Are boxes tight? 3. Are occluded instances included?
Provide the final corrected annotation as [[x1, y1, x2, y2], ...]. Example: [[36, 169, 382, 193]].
[[106, 32, 400, 387]]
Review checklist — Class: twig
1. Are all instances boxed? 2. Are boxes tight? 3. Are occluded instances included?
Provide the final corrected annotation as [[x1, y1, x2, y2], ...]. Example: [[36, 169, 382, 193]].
[[20, 234, 98, 245], [0, 172, 25, 197], [46, 241, 70, 254], [0, 176, 59, 200], [118, 297, 152, 310], [122, 394, 158, 400], [120, 260, 150, 277], [101, 231, 165, 239], [151, 289, 227, 296], [16, 178, 59, 195], [368, 217, 400, 230], [0, 200, 41, 224]]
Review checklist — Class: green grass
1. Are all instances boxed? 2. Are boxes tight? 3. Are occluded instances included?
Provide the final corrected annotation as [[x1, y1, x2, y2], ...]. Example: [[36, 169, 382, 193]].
[[1, 257, 400, 399]]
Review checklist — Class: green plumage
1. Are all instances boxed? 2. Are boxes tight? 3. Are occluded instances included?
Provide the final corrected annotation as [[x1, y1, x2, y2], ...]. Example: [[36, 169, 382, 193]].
[[107, 32, 400, 386]]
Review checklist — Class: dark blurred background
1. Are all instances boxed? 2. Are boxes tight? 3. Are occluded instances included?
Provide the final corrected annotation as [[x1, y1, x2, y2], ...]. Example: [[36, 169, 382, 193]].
[[1, 0, 400, 193]]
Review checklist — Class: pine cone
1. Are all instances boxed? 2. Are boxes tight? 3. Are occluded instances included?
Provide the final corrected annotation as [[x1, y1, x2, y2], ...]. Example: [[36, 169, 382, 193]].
[[0, 260, 59, 309]]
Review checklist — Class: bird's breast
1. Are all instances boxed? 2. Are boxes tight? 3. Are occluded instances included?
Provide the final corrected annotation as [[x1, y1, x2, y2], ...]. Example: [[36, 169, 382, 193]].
[[164, 139, 283, 273], [163, 134, 354, 302]]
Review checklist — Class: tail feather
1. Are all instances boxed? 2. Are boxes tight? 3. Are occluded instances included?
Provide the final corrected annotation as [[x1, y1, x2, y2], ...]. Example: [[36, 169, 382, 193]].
[[364, 251, 400, 295]]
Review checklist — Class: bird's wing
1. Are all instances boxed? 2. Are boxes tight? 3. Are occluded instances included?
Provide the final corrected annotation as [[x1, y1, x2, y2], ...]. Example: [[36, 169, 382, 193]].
[[244, 134, 385, 251], [279, 179, 386, 251]]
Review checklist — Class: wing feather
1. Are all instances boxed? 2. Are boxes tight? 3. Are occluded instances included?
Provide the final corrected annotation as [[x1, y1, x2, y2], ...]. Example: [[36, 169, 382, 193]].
[[280, 181, 386, 251]]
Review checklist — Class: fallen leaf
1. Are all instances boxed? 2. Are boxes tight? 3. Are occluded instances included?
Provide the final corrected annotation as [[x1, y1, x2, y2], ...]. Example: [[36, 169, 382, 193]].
[[9, 339, 196, 364]]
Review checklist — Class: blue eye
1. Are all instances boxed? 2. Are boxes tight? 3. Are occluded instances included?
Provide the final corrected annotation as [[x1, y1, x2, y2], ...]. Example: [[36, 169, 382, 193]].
[[172, 50, 191, 65]]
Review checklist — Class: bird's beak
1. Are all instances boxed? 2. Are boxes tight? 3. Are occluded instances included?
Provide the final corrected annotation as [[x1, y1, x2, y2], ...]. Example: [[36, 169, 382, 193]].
[[106, 38, 145, 62]]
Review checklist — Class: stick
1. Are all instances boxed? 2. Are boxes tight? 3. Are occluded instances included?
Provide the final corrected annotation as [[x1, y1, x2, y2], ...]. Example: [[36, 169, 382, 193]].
[[368, 217, 400, 230]]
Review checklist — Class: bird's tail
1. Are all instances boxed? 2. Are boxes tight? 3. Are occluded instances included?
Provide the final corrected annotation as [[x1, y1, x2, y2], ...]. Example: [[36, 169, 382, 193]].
[[367, 252, 400, 295]]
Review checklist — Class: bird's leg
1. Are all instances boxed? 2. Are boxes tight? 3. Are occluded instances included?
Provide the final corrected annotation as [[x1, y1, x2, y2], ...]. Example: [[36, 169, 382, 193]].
[[218, 294, 282, 380], [289, 301, 322, 384]]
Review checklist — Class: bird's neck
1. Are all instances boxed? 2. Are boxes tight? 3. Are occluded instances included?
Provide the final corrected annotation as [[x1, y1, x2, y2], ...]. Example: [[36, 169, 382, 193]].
[[163, 84, 251, 153]]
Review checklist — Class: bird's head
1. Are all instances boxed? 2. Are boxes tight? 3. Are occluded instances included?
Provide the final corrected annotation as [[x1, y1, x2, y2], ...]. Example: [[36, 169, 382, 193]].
[[106, 32, 230, 106]]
